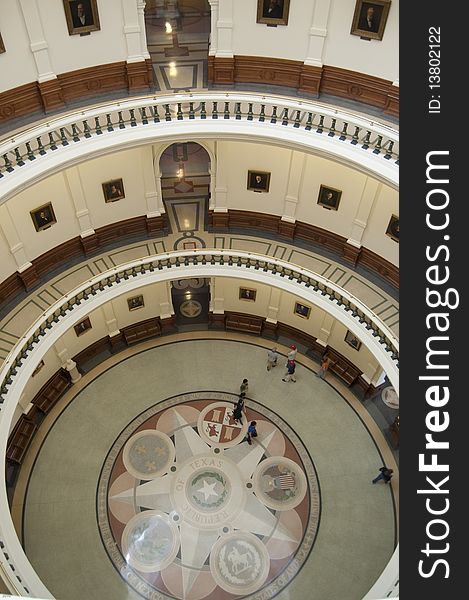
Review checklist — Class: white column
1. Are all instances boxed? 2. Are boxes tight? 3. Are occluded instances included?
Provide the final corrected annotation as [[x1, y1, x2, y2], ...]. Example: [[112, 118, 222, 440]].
[[102, 303, 120, 337], [0, 205, 32, 272], [53, 340, 82, 383], [216, 0, 233, 57], [64, 359, 82, 384], [141, 147, 161, 217], [213, 141, 228, 212], [19, 0, 56, 82], [266, 288, 281, 323], [136, 0, 151, 59], [208, 0, 219, 56], [121, 0, 146, 62], [304, 0, 331, 67], [281, 151, 305, 223], [159, 281, 175, 319], [362, 360, 382, 386], [63, 168, 95, 238], [316, 313, 334, 347], [210, 277, 224, 314], [347, 179, 381, 248]]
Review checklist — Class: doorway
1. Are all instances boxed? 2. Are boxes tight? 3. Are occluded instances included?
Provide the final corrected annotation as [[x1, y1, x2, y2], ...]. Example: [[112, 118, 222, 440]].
[[144, 1, 211, 92], [171, 278, 210, 329]]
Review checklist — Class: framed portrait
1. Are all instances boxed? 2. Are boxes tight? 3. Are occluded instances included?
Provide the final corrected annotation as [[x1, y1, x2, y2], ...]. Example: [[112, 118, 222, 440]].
[[30, 203, 57, 232], [317, 185, 342, 211], [350, 0, 391, 41], [0, 33, 5, 54], [127, 295, 144, 311], [386, 214, 399, 242], [32, 360, 45, 377], [102, 178, 125, 203], [345, 330, 362, 351], [257, 0, 290, 26], [294, 302, 311, 319], [239, 287, 257, 302], [63, 0, 101, 36], [247, 170, 271, 193], [74, 317, 92, 336]]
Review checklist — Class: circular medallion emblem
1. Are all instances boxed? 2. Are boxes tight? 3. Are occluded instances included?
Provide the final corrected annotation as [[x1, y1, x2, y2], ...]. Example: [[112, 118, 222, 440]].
[[121, 511, 180, 573], [197, 402, 248, 448], [253, 456, 307, 511], [210, 532, 270, 595], [123, 430, 175, 480], [381, 386, 399, 409], [98, 392, 320, 600]]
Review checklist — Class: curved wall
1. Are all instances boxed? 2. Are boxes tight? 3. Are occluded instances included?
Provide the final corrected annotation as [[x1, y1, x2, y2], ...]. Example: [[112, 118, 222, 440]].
[[0, 139, 398, 289]]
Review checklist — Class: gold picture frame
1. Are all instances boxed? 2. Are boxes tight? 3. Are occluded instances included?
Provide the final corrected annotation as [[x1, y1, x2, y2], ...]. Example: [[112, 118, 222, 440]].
[[102, 178, 125, 202], [345, 330, 362, 350], [239, 287, 257, 302], [32, 360, 45, 377], [247, 170, 271, 193], [257, 0, 290, 26], [63, 0, 101, 36], [127, 295, 145, 311], [386, 214, 399, 242], [74, 317, 92, 336], [294, 302, 311, 319], [350, 0, 391, 41], [317, 185, 342, 211], [30, 203, 57, 232]]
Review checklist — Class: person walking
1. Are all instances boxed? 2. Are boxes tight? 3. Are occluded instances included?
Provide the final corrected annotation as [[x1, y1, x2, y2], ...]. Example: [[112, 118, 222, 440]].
[[240, 378, 249, 394], [243, 421, 258, 445], [282, 359, 296, 383], [232, 392, 245, 425], [372, 466, 394, 484], [317, 356, 331, 379], [287, 345, 297, 361], [266, 347, 278, 371]]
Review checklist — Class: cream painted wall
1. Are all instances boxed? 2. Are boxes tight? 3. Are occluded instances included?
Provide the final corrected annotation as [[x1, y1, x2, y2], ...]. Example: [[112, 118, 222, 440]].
[[219, 140, 289, 216], [361, 184, 398, 264], [74, 147, 148, 229], [231, 0, 312, 62], [7, 171, 80, 259], [1, 140, 398, 283], [323, 0, 399, 81], [38, 0, 128, 75], [228, 0, 399, 81], [296, 154, 367, 238], [0, 1, 38, 92], [0, 228, 18, 282], [0, 0, 129, 94], [209, 276, 380, 372]]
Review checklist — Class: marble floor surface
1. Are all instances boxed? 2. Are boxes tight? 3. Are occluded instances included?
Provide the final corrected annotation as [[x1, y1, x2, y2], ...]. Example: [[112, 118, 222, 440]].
[[16, 335, 398, 600]]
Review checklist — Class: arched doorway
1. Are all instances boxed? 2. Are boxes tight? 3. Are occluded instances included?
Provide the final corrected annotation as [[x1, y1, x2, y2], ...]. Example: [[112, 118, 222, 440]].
[[159, 141, 211, 250], [144, 1, 211, 92]]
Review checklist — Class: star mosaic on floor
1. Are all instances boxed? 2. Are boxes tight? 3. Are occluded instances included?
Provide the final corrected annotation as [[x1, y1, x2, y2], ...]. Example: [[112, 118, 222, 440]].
[[98, 392, 319, 600]]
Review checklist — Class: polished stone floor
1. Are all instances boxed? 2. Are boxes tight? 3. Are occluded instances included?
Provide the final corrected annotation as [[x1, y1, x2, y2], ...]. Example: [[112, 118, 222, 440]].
[[16, 335, 397, 600]]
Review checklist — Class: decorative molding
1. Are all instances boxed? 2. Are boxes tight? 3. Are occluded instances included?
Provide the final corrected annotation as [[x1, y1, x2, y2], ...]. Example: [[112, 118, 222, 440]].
[[37, 78, 65, 112], [209, 209, 398, 289], [0, 61, 150, 124], [17, 264, 40, 290], [0, 82, 43, 123], [234, 55, 302, 89], [208, 56, 399, 115], [208, 55, 235, 85], [125, 59, 153, 91], [321, 65, 398, 115]]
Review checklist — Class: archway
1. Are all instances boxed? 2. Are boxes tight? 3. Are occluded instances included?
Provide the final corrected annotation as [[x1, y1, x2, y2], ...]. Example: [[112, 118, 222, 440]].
[[159, 141, 211, 250], [144, 0, 211, 92]]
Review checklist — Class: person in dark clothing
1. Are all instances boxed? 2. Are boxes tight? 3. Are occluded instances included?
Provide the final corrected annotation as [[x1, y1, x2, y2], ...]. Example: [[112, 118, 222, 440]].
[[282, 359, 296, 382], [372, 466, 394, 484], [72, 1, 93, 28], [240, 379, 249, 394], [233, 393, 246, 425], [244, 421, 258, 445]]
